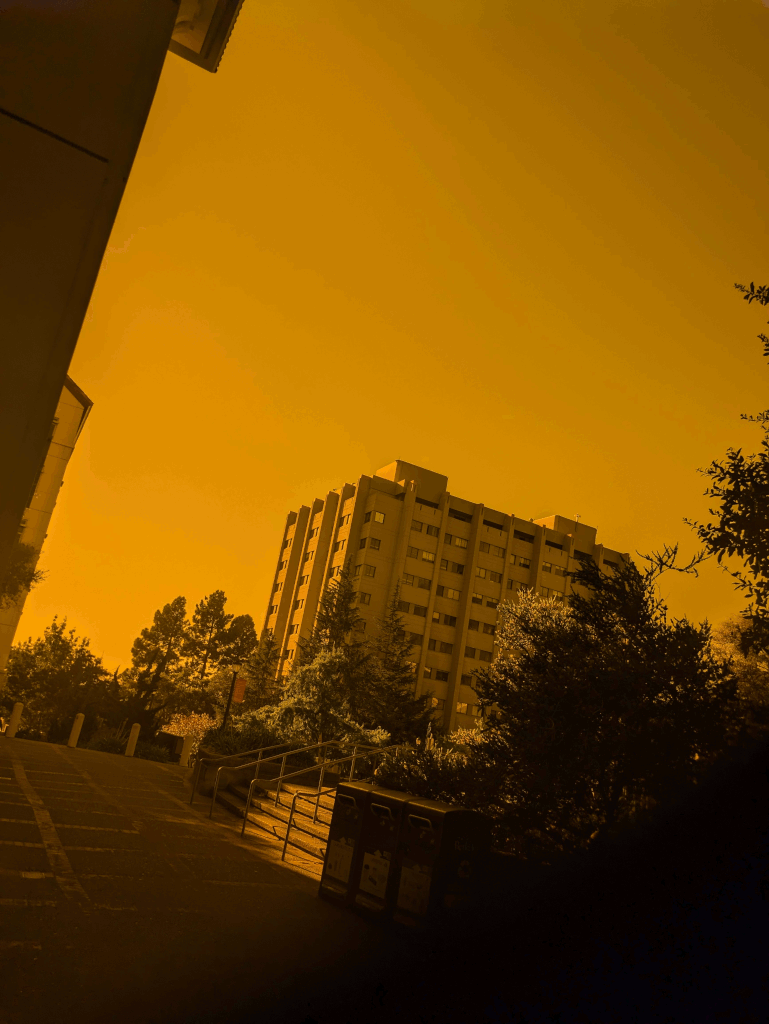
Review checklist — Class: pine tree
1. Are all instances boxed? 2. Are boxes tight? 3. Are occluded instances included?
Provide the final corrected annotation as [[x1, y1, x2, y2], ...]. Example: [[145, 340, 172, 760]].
[[368, 586, 434, 742], [297, 561, 362, 663], [183, 590, 234, 686], [242, 628, 281, 711]]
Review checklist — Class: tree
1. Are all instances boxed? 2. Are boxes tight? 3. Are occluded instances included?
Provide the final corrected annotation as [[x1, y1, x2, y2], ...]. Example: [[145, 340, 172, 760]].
[[2, 618, 111, 741], [686, 281, 769, 654], [466, 549, 740, 862], [183, 590, 234, 686], [261, 648, 388, 749], [241, 628, 281, 712], [710, 616, 769, 742], [368, 587, 434, 742], [0, 540, 45, 609]]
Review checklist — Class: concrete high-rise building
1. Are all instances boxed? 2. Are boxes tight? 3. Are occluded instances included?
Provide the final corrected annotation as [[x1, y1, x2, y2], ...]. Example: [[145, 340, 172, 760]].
[[264, 460, 630, 733], [0, 377, 93, 688]]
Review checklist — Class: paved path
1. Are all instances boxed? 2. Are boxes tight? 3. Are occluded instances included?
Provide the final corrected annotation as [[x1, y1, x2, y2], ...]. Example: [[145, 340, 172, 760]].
[[0, 737, 429, 1024]]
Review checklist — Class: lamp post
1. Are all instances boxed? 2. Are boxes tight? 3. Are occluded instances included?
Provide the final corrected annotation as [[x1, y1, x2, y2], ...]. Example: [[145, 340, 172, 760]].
[[221, 668, 247, 731]]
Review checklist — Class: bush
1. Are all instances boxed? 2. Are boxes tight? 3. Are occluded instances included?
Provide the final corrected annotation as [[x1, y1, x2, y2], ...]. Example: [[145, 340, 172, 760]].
[[202, 718, 285, 757], [134, 741, 172, 763], [86, 735, 125, 754]]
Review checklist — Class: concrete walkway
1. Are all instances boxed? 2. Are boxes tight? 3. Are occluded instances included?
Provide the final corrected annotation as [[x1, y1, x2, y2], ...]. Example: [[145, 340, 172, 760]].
[[0, 737, 430, 1024]]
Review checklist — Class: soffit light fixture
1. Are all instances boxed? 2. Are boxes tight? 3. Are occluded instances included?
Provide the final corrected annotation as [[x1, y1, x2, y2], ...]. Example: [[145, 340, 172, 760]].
[[168, 0, 245, 73]]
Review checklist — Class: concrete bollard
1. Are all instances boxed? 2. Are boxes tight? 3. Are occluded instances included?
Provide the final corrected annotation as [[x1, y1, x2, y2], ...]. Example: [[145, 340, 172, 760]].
[[125, 723, 140, 757], [6, 703, 23, 739], [179, 735, 194, 768], [67, 713, 85, 748]]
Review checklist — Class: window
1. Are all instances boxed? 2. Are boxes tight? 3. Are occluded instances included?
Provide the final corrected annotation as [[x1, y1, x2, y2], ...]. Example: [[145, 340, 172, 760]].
[[431, 610, 440, 623], [359, 592, 372, 605], [269, 605, 277, 615], [514, 530, 535, 543], [465, 646, 476, 658], [369, 537, 381, 551], [413, 605, 428, 617], [309, 527, 319, 539], [461, 674, 474, 686], [479, 542, 490, 553], [409, 632, 423, 646], [285, 648, 295, 660], [403, 573, 415, 586], [288, 624, 299, 634], [603, 559, 618, 571], [443, 614, 457, 627], [482, 623, 496, 636], [417, 497, 439, 509], [542, 562, 552, 573], [293, 599, 304, 610], [428, 638, 436, 650], [397, 600, 410, 613], [471, 593, 483, 604], [359, 538, 367, 549], [365, 511, 386, 524], [489, 571, 502, 584], [435, 670, 450, 682], [274, 582, 283, 592], [441, 559, 464, 574], [411, 520, 424, 533], [421, 550, 435, 563], [469, 704, 483, 717], [436, 585, 461, 600], [430, 696, 446, 709], [554, 566, 568, 577], [329, 565, 342, 578], [546, 540, 563, 550], [509, 554, 516, 565], [483, 519, 503, 530], [407, 545, 420, 559], [519, 557, 531, 569], [492, 545, 505, 557], [574, 550, 593, 562], [486, 599, 499, 609], [299, 575, 309, 586], [440, 641, 453, 654], [456, 702, 468, 715], [479, 650, 493, 663], [476, 567, 487, 579], [423, 667, 433, 679], [406, 662, 417, 674], [444, 533, 452, 545], [363, 564, 376, 577], [333, 539, 346, 553], [507, 579, 519, 591], [356, 620, 367, 632], [468, 620, 479, 631], [417, 577, 431, 590], [353, 565, 362, 576], [339, 514, 351, 527], [449, 508, 472, 523], [426, 525, 439, 537], [454, 537, 468, 549], [303, 551, 314, 563], [282, 539, 291, 550], [541, 586, 549, 597]]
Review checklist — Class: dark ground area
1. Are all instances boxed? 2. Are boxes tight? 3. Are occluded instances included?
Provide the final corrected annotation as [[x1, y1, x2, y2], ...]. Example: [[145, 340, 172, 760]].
[[0, 736, 766, 1024]]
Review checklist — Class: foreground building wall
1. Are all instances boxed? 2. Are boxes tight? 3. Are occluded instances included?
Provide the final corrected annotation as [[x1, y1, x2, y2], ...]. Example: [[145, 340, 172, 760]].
[[0, 377, 93, 687], [264, 460, 629, 733]]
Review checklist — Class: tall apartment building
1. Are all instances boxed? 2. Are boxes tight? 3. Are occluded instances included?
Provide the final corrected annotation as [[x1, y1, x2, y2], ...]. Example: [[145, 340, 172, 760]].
[[264, 460, 629, 733], [0, 377, 93, 689]]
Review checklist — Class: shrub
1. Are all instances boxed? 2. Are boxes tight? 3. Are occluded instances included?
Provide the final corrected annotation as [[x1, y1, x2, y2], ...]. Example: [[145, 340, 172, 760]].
[[134, 741, 172, 763], [86, 735, 125, 755], [201, 717, 285, 757]]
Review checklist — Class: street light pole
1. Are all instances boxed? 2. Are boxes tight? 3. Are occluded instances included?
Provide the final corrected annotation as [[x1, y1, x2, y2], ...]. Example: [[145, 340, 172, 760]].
[[221, 667, 240, 731]]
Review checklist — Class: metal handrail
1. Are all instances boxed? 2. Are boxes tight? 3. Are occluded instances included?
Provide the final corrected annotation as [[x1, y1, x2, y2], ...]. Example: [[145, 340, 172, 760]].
[[190, 740, 296, 804], [206, 738, 383, 819], [281, 786, 338, 862], [207, 738, 340, 818], [241, 744, 399, 838]]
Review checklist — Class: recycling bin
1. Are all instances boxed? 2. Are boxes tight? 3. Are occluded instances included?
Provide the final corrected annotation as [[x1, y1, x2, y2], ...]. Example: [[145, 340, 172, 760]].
[[318, 782, 375, 907], [351, 787, 412, 918], [391, 797, 492, 928]]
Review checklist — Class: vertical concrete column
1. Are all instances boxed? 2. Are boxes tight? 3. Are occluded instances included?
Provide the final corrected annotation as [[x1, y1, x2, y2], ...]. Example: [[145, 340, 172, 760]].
[[67, 712, 85, 748], [125, 723, 140, 757], [6, 702, 23, 738], [179, 735, 194, 768]]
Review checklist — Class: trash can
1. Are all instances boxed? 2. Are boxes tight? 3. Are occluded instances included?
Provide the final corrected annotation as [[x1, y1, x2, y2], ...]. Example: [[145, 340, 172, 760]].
[[155, 731, 185, 763], [351, 787, 412, 918], [391, 797, 492, 929], [318, 782, 375, 907]]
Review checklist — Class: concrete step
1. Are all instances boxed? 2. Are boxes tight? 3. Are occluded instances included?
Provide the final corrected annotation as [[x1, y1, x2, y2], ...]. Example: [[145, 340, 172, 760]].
[[215, 781, 334, 846]]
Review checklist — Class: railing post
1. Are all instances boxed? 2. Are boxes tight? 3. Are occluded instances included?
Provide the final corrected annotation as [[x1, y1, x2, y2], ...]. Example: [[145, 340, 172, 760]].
[[241, 779, 255, 837], [314, 760, 327, 824], [5, 703, 23, 739], [253, 749, 262, 782], [67, 713, 85, 749], [210, 766, 223, 819], [124, 723, 140, 757], [282, 793, 299, 861], [274, 752, 287, 806], [348, 744, 358, 781]]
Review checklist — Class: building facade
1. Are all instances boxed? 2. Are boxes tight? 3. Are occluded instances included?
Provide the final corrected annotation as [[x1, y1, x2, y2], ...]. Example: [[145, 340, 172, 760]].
[[263, 460, 629, 733], [0, 377, 93, 688]]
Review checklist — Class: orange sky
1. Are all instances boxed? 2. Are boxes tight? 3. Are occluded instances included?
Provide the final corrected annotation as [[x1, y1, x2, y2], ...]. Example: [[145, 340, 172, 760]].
[[17, 0, 769, 670]]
